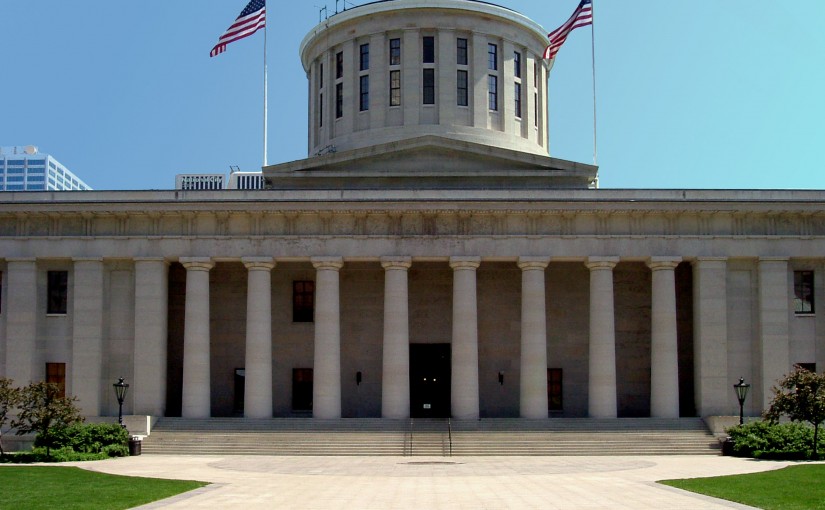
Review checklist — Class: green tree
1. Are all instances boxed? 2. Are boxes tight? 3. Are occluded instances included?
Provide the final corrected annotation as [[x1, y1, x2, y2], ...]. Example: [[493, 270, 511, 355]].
[[12, 382, 83, 459], [0, 378, 21, 457], [765, 366, 825, 459]]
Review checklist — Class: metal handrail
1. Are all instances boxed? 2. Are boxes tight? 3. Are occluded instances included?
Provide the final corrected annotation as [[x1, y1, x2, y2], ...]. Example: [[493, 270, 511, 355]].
[[447, 418, 452, 457], [408, 418, 414, 457]]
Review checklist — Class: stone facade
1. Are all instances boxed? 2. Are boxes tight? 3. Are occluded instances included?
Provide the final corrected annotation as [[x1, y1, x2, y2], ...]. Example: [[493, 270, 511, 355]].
[[0, 0, 821, 423], [0, 189, 823, 420]]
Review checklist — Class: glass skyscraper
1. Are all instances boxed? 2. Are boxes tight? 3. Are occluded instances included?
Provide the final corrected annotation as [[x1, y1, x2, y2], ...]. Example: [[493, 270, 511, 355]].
[[0, 146, 91, 191]]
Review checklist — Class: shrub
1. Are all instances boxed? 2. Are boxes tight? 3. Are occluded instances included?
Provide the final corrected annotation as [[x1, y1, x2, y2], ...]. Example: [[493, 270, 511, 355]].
[[13, 381, 83, 459], [31, 447, 109, 462], [0, 378, 21, 457], [727, 421, 825, 460], [764, 367, 825, 458], [36, 423, 129, 458]]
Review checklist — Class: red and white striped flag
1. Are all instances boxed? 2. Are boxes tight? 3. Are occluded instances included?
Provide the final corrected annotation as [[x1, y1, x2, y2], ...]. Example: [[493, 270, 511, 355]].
[[210, 0, 266, 58], [543, 0, 593, 60]]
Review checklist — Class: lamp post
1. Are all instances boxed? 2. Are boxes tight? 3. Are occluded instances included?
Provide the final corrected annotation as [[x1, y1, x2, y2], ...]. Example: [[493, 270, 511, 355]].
[[733, 377, 750, 425], [113, 377, 129, 428]]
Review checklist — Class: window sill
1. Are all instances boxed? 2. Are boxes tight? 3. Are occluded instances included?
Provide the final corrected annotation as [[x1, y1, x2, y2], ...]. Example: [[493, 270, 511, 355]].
[[46, 313, 68, 317], [794, 313, 816, 318]]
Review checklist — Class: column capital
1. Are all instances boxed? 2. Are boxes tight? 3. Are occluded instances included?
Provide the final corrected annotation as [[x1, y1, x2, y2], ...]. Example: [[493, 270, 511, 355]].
[[242, 257, 276, 271], [517, 256, 550, 271], [585, 256, 619, 271], [180, 257, 214, 271], [646, 256, 682, 271], [380, 256, 412, 270], [449, 256, 481, 270], [72, 257, 104, 263], [311, 256, 344, 271]]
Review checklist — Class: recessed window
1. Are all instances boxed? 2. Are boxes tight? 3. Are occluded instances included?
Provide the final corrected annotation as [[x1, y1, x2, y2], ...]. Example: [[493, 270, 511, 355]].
[[534, 92, 538, 127], [457, 70, 468, 107], [794, 270, 814, 314], [488, 75, 498, 111], [389, 38, 401, 66], [293, 281, 315, 323], [47, 270, 68, 314], [514, 82, 522, 118], [422, 36, 434, 64], [390, 70, 401, 106], [360, 75, 369, 111], [319, 63, 324, 89], [319, 93, 323, 127], [457, 38, 468, 66], [514, 51, 521, 78], [488, 43, 497, 70], [548, 368, 563, 411], [336, 51, 343, 79], [335, 83, 343, 118], [423, 69, 435, 105], [533, 61, 538, 87], [46, 362, 66, 398], [796, 362, 816, 373], [359, 43, 369, 71]]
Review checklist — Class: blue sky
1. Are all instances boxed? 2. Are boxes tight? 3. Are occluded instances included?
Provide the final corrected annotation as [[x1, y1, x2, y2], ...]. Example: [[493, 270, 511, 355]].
[[1, 1, 823, 190]]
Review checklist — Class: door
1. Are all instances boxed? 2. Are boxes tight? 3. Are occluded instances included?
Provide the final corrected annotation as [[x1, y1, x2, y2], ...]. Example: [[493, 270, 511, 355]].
[[410, 344, 451, 418], [233, 368, 245, 415], [292, 368, 313, 411]]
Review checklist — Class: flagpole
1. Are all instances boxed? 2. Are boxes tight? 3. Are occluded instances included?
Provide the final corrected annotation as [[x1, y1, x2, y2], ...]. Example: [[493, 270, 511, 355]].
[[590, 0, 598, 174], [263, 17, 268, 167]]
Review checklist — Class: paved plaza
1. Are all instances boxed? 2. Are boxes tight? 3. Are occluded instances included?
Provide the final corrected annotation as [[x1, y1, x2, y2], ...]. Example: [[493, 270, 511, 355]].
[[65, 455, 796, 509]]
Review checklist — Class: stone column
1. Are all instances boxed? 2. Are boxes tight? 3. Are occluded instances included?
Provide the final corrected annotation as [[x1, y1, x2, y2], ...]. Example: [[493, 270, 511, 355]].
[[758, 258, 791, 411], [692, 258, 728, 417], [180, 257, 214, 419], [647, 257, 682, 418], [72, 258, 104, 417], [450, 256, 481, 420], [243, 257, 275, 419], [312, 257, 344, 419], [518, 257, 550, 419], [133, 258, 169, 417], [585, 257, 619, 418], [5, 259, 37, 385], [381, 257, 412, 419]]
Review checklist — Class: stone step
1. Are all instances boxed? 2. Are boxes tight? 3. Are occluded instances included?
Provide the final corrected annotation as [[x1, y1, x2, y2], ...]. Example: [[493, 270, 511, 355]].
[[142, 417, 720, 456]]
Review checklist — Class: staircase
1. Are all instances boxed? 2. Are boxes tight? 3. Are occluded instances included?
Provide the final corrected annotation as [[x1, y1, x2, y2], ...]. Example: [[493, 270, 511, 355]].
[[141, 417, 720, 456], [449, 418, 720, 456]]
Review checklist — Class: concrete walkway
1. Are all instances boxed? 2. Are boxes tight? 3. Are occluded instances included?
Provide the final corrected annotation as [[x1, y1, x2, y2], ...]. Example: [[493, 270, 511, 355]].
[[62, 455, 798, 509]]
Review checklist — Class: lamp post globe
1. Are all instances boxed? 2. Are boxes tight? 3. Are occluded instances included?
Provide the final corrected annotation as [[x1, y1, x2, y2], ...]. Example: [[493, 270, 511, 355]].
[[113, 377, 129, 427], [733, 377, 750, 425]]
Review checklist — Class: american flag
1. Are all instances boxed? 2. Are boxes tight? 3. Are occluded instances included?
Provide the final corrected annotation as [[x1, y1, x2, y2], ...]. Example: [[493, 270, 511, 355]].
[[543, 0, 593, 60], [210, 0, 266, 58]]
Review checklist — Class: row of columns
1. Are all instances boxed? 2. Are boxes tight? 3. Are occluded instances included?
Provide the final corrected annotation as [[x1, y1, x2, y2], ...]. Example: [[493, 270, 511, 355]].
[[175, 255, 684, 419], [9, 253, 772, 419]]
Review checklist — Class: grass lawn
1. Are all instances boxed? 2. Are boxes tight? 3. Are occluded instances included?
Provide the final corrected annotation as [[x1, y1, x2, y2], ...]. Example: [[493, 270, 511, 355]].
[[0, 466, 207, 510], [659, 464, 825, 510]]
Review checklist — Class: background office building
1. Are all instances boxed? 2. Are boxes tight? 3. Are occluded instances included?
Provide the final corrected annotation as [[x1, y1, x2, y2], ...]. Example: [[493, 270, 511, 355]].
[[0, 146, 92, 191], [176, 171, 264, 190]]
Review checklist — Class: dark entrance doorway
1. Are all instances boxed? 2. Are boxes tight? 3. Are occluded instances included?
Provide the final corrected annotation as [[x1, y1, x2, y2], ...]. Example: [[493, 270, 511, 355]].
[[233, 368, 245, 416], [410, 344, 451, 418], [292, 368, 313, 411]]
